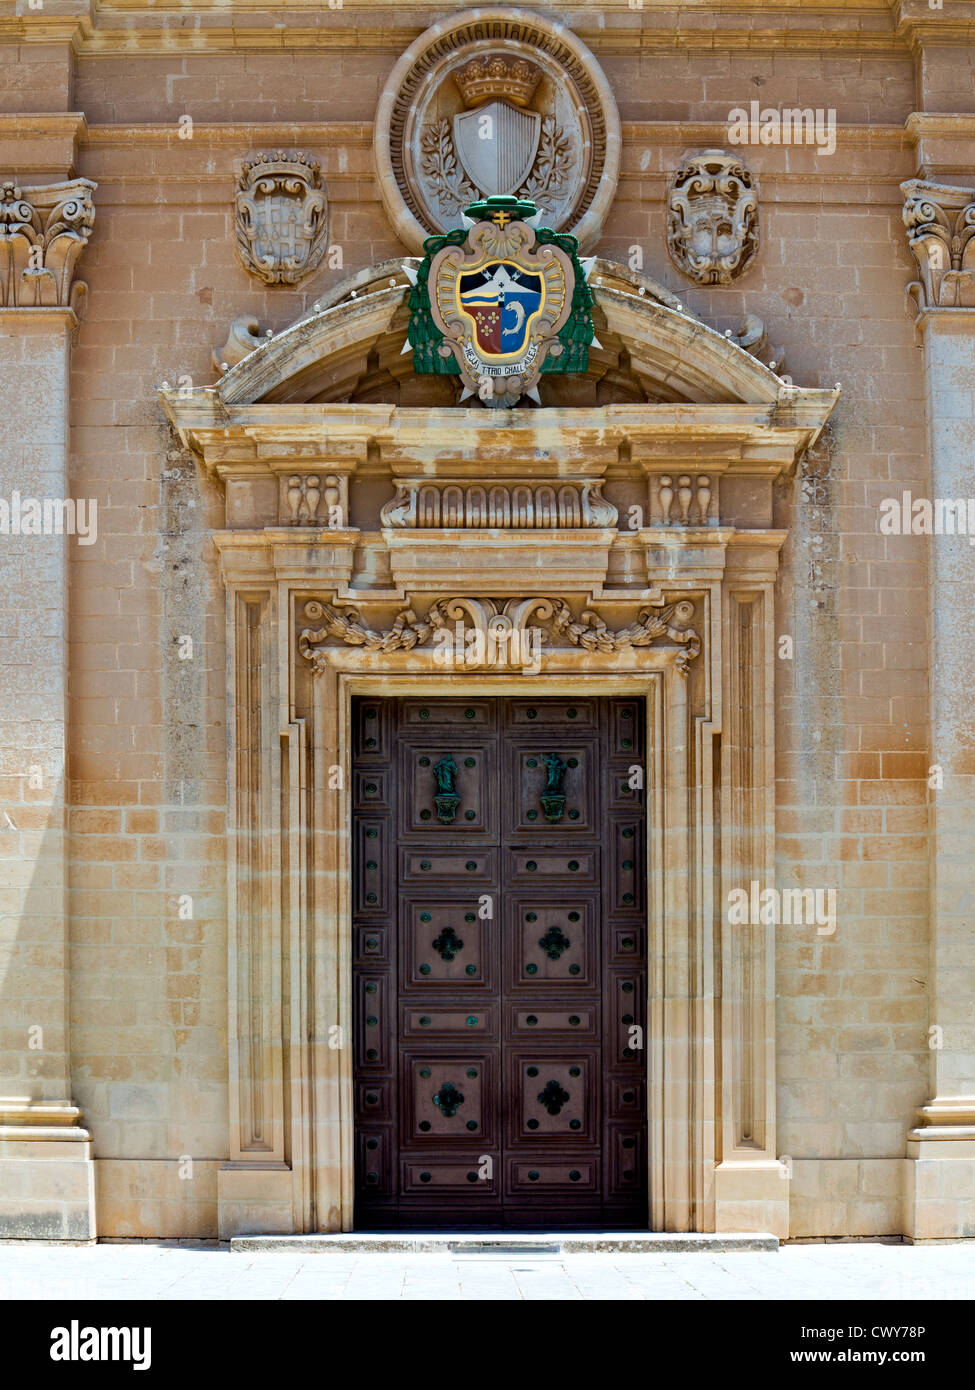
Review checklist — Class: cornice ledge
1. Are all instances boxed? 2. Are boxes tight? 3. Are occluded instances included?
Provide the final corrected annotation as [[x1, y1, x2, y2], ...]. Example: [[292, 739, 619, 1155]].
[[908, 1093, 975, 1141], [163, 395, 839, 479], [85, 121, 372, 147], [0, 112, 88, 139], [906, 111, 975, 140], [0, 1097, 91, 1142], [62, 17, 911, 59], [0, 10, 93, 47], [893, 0, 975, 49], [624, 121, 908, 149], [0, 304, 79, 326]]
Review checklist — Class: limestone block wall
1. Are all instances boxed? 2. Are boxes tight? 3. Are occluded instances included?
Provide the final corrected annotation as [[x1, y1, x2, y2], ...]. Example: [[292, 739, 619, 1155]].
[[66, 240, 229, 1236], [655, 186, 932, 1237]]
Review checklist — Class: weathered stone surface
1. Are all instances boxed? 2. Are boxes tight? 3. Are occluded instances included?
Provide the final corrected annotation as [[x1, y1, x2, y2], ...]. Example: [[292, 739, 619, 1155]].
[[230, 1231, 779, 1254]]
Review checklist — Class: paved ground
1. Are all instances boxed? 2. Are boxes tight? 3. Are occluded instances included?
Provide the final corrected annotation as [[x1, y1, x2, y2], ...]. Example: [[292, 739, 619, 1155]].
[[2, 1239, 975, 1300]]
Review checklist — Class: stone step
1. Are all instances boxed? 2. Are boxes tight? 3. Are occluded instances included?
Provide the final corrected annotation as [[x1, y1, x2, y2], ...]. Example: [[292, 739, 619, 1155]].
[[230, 1231, 779, 1254]]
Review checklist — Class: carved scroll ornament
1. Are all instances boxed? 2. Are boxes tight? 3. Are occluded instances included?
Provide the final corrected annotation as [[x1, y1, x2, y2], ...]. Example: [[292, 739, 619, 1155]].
[[212, 315, 270, 373], [666, 150, 758, 286], [297, 596, 700, 676], [0, 178, 96, 313], [297, 596, 554, 667], [901, 179, 975, 310], [549, 599, 701, 675]]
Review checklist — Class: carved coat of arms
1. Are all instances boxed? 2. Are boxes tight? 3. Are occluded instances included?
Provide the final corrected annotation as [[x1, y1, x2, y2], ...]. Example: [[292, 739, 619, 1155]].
[[450, 56, 544, 198], [423, 55, 572, 231], [374, 12, 620, 255], [666, 149, 759, 286], [405, 195, 597, 409], [235, 150, 329, 286]]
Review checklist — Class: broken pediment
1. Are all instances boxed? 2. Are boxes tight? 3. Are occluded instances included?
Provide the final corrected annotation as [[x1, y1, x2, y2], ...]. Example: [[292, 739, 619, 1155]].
[[205, 257, 791, 410], [163, 253, 837, 586]]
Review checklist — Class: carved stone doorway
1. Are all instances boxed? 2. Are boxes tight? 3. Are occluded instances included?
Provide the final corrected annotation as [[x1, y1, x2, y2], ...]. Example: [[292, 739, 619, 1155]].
[[161, 255, 838, 1239]]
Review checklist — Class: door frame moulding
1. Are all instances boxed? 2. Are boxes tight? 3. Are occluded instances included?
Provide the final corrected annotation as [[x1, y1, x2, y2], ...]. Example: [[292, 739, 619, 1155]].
[[214, 559, 789, 1239], [337, 674, 664, 1233]]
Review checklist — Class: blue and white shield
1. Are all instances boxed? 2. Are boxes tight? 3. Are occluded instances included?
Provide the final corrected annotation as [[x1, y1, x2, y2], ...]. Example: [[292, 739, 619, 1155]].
[[456, 261, 545, 359]]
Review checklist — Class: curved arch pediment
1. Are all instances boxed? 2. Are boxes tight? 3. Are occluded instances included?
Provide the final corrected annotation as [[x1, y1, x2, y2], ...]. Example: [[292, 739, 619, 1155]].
[[213, 258, 788, 410]]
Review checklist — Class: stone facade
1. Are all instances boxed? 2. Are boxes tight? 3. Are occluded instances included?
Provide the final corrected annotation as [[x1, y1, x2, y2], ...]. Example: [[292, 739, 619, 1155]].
[[1, 1, 973, 1242]]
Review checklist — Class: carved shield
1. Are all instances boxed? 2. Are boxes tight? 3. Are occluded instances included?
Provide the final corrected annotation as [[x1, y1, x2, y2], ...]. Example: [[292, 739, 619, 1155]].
[[452, 101, 541, 197], [251, 194, 307, 269]]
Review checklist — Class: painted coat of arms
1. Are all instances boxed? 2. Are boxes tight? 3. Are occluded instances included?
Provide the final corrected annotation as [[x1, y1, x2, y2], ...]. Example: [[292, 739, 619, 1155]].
[[406, 195, 598, 409]]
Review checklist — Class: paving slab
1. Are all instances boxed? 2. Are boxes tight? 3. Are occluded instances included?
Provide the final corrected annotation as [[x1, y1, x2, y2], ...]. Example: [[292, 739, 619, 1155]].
[[2, 1240, 975, 1301]]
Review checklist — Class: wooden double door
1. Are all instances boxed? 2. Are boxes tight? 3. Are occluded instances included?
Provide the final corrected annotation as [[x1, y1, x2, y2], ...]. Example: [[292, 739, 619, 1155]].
[[352, 696, 649, 1230]]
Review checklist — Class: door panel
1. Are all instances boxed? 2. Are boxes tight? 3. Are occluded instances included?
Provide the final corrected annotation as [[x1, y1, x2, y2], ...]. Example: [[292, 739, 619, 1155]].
[[401, 897, 494, 991], [505, 894, 598, 990], [353, 695, 648, 1230], [508, 1055, 597, 1144], [502, 743, 598, 838], [399, 738, 498, 839], [404, 1055, 498, 1146]]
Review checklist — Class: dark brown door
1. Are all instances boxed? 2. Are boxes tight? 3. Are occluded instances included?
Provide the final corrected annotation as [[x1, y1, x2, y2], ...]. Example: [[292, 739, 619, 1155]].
[[352, 696, 648, 1230]]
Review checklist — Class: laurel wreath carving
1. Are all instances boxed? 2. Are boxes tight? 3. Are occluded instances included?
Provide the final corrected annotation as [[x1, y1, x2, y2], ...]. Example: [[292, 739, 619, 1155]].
[[518, 117, 573, 216], [420, 114, 574, 221], [420, 120, 476, 217]]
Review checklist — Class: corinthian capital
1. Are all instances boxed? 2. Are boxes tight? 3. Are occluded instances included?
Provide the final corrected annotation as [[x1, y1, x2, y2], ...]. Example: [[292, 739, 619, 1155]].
[[901, 178, 975, 310], [0, 177, 96, 315]]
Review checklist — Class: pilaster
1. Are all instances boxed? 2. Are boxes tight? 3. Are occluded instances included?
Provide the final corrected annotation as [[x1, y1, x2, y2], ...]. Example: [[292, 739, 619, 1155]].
[[900, 177, 975, 1241], [0, 177, 96, 1238], [714, 537, 791, 1239]]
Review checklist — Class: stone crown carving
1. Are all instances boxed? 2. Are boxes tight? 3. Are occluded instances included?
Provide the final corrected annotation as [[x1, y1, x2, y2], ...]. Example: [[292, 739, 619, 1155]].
[[901, 179, 975, 310], [667, 150, 758, 286], [0, 177, 96, 313], [235, 150, 329, 286], [455, 55, 543, 109]]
